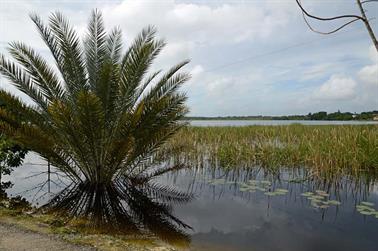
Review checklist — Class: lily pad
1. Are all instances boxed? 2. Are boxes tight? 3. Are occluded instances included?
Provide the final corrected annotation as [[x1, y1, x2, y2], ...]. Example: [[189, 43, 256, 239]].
[[255, 187, 266, 192], [208, 179, 226, 185], [356, 205, 375, 211], [301, 192, 314, 197], [264, 192, 276, 196], [240, 187, 250, 192], [260, 180, 272, 185], [311, 199, 323, 204], [327, 200, 341, 206], [314, 190, 329, 196], [276, 189, 289, 193], [361, 201, 375, 207], [309, 195, 324, 200]]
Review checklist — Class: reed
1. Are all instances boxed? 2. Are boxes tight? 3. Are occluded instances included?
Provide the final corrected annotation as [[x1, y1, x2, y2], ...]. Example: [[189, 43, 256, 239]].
[[163, 125, 378, 176]]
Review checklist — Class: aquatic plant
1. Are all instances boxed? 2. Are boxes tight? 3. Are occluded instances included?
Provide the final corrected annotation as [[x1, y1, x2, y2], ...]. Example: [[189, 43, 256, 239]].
[[300, 189, 341, 209], [356, 202, 378, 218], [164, 125, 378, 177]]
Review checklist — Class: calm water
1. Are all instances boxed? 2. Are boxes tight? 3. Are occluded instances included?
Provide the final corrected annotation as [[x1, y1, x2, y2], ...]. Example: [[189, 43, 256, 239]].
[[188, 120, 378, 127], [165, 169, 378, 251], [3, 153, 378, 251]]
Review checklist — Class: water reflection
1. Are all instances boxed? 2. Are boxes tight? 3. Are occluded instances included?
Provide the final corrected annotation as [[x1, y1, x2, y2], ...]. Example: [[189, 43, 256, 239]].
[[44, 179, 193, 247], [0, 181, 13, 200], [0, 181, 31, 210], [160, 167, 378, 251], [3, 153, 378, 251]]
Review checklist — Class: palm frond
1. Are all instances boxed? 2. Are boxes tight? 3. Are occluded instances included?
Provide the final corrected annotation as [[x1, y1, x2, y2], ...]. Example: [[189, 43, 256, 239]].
[[29, 13, 64, 75], [0, 54, 48, 110], [8, 42, 65, 100], [94, 26, 122, 121], [49, 11, 87, 96], [85, 9, 107, 91], [106, 27, 123, 64], [144, 60, 190, 101], [118, 26, 166, 107]]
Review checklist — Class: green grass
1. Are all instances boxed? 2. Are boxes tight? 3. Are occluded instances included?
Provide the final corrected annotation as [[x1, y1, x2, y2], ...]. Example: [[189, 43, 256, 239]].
[[163, 125, 378, 177]]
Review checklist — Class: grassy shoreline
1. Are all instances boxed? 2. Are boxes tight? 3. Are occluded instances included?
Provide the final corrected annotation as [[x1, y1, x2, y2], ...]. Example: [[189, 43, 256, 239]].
[[0, 206, 177, 251]]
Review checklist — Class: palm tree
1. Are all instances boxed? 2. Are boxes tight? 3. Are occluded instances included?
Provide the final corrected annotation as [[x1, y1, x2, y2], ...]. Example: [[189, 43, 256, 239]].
[[0, 10, 190, 186], [0, 11, 193, 238]]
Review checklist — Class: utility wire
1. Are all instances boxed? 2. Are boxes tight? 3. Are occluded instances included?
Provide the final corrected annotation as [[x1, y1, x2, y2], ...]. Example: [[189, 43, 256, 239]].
[[201, 26, 366, 74], [187, 27, 368, 99]]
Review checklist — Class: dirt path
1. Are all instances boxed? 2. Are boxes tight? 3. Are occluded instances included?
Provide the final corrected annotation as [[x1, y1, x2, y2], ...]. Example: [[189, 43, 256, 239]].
[[0, 222, 95, 251]]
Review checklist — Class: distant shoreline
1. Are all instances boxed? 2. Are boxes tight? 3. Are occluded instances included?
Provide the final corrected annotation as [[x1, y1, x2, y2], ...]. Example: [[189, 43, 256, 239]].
[[185, 117, 377, 121], [185, 110, 378, 121]]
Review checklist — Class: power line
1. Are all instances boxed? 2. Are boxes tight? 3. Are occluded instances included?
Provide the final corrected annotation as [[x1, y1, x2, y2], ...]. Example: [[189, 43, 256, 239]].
[[187, 28, 369, 99], [201, 26, 366, 74]]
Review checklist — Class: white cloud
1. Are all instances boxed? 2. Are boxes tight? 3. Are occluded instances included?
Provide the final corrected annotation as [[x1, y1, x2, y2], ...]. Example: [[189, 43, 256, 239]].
[[102, 0, 293, 45], [99, 0, 296, 86], [190, 65, 204, 78], [299, 63, 338, 82], [358, 45, 378, 86], [358, 64, 378, 86], [183, 64, 204, 89], [369, 45, 378, 63], [314, 75, 357, 101]]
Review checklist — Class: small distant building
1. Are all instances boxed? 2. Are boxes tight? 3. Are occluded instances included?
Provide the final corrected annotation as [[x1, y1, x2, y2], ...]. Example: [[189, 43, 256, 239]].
[[373, 116, 378, 121]]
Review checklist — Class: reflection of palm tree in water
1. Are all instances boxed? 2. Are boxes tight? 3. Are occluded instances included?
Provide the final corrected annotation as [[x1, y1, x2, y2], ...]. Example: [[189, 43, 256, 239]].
[[43, 179, 193, 247], [1, 181, 31, 210]]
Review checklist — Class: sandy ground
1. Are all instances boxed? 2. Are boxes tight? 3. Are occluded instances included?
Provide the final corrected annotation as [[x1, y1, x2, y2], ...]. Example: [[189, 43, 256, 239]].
[[0, 222, 95, 251]]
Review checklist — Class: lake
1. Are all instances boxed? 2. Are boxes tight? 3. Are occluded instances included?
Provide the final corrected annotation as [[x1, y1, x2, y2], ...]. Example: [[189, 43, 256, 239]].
[[188, 120, 378, 127], [3, 153, 378, 251]]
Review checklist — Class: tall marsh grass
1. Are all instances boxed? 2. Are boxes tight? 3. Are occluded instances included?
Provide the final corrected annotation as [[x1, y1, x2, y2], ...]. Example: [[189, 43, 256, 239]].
[[163, 125, 378, 176]]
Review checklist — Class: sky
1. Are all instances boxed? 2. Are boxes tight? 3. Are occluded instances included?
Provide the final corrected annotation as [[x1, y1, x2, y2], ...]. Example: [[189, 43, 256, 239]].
[[0, 0, 377, 116]]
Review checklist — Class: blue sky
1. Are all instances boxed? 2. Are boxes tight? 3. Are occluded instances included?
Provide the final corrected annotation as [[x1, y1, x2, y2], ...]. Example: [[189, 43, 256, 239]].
[[0, 0, 377, 116]]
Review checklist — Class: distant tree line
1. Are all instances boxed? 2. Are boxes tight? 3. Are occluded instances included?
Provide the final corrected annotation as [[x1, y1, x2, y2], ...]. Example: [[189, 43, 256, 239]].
[[186, 110, 378, 121]]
